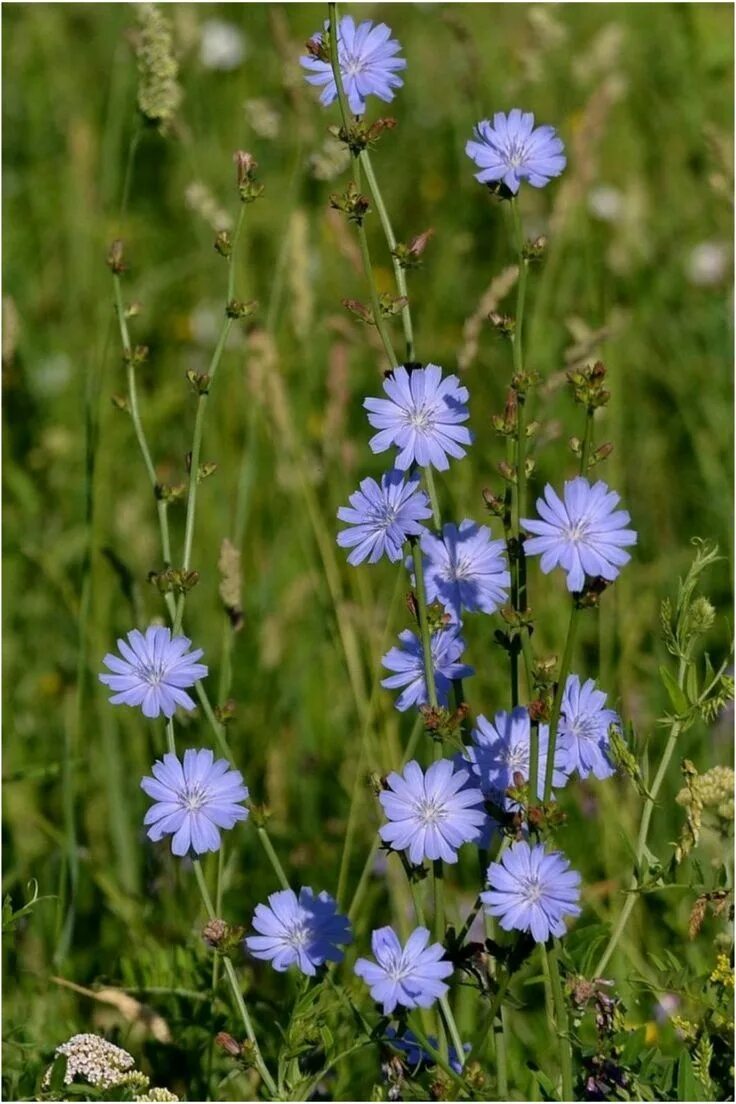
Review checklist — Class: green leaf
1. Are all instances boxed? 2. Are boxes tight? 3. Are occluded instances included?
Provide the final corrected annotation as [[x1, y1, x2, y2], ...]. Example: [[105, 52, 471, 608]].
[[660, 665, 689, 715], [48, 1054, 68, 1094], [528, 1066, 557, 1100], [677, 1051, 698, 1102]]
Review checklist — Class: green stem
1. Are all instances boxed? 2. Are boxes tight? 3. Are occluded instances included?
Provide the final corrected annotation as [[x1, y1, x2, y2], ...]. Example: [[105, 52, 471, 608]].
[[543, 602, 581, 802], [529, 719, 539, 806], [424, 466, 442, 530], [359, 148, 414, 361], [347, 715, 424, 921], [547, 940, 574, 1100], [174, 204, 246, 633], [192, 860, 278, 1097], [439, 993, 466, 1071], [410, 541, 438, 708], [165, 718, 175, 755], [256, 824, 291, 891], [594, 682, 684, 976], [113, 272, 176, 615], [326, 3, 398, 369], [407, 1020, 471, 1097]]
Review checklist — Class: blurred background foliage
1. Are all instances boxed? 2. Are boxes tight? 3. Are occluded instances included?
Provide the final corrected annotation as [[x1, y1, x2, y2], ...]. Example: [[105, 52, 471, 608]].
[[2, 3, 733, 1100]]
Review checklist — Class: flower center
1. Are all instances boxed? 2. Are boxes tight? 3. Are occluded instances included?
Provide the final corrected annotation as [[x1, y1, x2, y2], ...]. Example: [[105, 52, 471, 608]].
[[138, 661, 168, 686], [569, 716, 597, 743], [374, 503, 398, 529], [285, 917, 311, 949], [384, 951, 412, 982], [181, 783, 209, 812], [405, 399, 437, 433], [504, 139, 531, 168], [415, 796, 447, 826], [449, 555, 473, 581], [502, 742, 529, 772], [343, 54, 365, 78], [565, 520, 590, 544], [521, 875, 544, 903]]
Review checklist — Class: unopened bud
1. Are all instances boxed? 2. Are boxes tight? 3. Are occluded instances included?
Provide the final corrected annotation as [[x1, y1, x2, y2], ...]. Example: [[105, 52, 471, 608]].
[[107, 239, 126, 274], [215, 1032, 243, 1058]]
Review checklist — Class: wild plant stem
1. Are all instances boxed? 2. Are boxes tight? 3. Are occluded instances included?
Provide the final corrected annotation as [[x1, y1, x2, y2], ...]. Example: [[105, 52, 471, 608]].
[[327, 2, 398, 369], [410, 541, 438, 709], [594, 664, 685, 975], [547, 940, 574, 1100], [256, 825, 291, 891], [359, 148, 415, 361], [543, 603, 580, 803], [192, 859, 278, 1096], [112, 272, 175, 617], [542, 406, 595, 802], [174, 204, 247, 633], [347, 714, 424, 921], [407, 1020, 471, 1097], [424, 466, 442, 529]]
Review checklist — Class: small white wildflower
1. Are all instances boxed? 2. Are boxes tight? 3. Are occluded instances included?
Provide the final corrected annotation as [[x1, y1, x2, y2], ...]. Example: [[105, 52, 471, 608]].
[[686, 240, 730, 287], [43, 1033, 135, 1089], [200, 20, 246, 70]]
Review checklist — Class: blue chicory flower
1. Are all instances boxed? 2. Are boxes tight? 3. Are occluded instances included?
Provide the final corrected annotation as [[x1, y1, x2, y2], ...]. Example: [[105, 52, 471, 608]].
[[337, 469, 432, 566], [556, 674, 620, 780], [354, 926, 453, 1014], [421, 519, 510, 621], [522, 476, 637, 594], [300, 16, 406, 116], [99, 626, 208, 719], [244, 887, 352, 976], [364, 364, 472, 472], [465, 109, 566, 194], [384, 1027, 470, 1074], [481, 840, 581, 942], [378, 759, 487, 865], [140, 748, 248, 856], [381, 625, 474, 712], [467, 707, 568, 808]]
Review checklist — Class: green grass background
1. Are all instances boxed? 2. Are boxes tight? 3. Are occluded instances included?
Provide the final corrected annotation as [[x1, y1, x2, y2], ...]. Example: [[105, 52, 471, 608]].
[[3, 3, 733, 1100]]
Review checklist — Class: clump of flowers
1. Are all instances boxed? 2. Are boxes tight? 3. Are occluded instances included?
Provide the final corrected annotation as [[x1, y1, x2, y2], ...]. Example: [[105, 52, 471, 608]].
[[364, 363, 473, 472], [355, 926, 453, 1013], [381, 624, 474, 711], [556, 674, 620, 780], [420, 520, 510, 621], [378, 758, 486, 864], [522, 477, 637, 594], [43, 1034, 140, 1091], [99, 626, 207, 719], [482, 841, 582, 942], [300, 16, 407, 116], [465, 109, 566, 193], [135, 3, 182, 127], [337, 470, 431, 565], [245, 888, 352, 975], [141, 748, 249, 855], [467, 706, 568, 806]]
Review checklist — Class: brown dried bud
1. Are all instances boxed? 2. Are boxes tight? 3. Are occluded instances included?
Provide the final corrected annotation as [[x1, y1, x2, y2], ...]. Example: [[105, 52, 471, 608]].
[[234, 150, 257, 187], [215, 1032, 243, 1058], [203, 918, 228, 948], [215, 230, 232, 258], [342, 298, 373, 324], [528, 699, 549, 723], [107, 239, 126, 274], [488, 311, 515, 337], [482, 488, 505, 517], [304, 35, 329, 63]]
